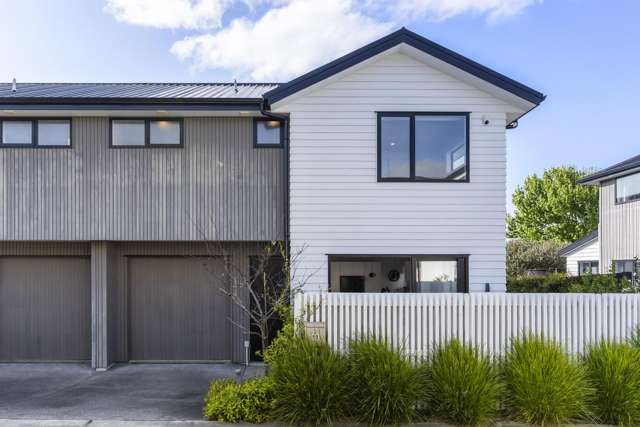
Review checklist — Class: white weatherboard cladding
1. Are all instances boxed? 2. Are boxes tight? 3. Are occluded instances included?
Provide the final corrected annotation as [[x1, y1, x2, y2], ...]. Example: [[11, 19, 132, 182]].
[[565, 239, 600, 276], [276, 52, 520, 292]]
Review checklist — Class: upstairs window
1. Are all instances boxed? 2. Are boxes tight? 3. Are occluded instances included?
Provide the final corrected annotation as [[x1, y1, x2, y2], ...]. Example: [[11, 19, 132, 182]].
[[38, 120, 71, 146], [254, 118, 283, 148], [616, 172, 640, 204], [1, 119, 70, 147], [111, 119, 182, 147], [378, 113, 468, 182]]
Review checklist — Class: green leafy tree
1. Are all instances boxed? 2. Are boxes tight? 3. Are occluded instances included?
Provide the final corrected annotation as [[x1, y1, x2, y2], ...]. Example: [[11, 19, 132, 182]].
[[507, 166, 598, 243]]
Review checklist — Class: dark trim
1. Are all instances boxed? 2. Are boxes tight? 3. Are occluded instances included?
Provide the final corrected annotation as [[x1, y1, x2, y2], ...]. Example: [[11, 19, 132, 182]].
[[264, 28, 545, 106], [614, 170, 640, 205], [557, 229, 599, 257], [578, 154, 640, 185], [258, 103, 290, 260], [327, 254, 469, 293], [0, 102, 263, 111], [109, 118, 184, 149], [577, 260, 599, 276], [0, 117, 72, 148], [376, 112, 470, 183], [253, 117, 284, 148]]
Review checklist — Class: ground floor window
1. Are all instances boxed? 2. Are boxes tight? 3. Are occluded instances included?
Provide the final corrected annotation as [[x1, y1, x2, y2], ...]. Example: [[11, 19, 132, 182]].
[[615, 260, 635, 274], [328, 255, 468, 293], [578, 260, 599, 276]]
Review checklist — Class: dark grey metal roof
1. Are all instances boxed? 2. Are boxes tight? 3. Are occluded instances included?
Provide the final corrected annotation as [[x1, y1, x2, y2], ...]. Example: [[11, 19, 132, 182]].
[[578, 154, 640, 184], [0, 82, 279, 103], [557, 229, 598, 257], [264, 27, 545, 106]]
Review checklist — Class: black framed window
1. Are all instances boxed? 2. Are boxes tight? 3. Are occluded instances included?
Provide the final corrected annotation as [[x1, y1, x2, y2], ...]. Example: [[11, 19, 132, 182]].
[[377, 112, 469, 182], [615, 260, 635, 274], [328, 254, 468, 293], [254, 118, 283, 148], [578, 261, 599, 276], [615, 172, 640, 204], [0, 118, 71, 147], [110, 118, 183, 148]]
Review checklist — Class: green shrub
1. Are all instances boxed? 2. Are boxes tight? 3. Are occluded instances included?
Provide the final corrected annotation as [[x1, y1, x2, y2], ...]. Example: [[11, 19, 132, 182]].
[[203, 377, 275, 423], [507, 272, 633, 293], [425, 339, 501, 426], [503, 335, 592, 425], [507, 239, 566, 278], [345, 336, 421, 425], [269, 334, 349, 425], [203, 379, 243, 422], [585, 341, 640, 426], [262, 316, 295, 367]]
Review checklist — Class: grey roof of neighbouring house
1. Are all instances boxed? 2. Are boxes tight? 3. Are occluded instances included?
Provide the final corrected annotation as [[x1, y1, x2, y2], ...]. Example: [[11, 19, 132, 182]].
[[557, 229, 599, 257], [0, 82, 279, 104], [578, 154, 640, 184]]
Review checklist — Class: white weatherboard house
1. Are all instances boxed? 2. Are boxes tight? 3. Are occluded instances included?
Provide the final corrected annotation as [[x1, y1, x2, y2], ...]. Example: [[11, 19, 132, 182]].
[[0, 28, 545, 368], [560, 154, 640, 277], [268, 28, 545, 294]]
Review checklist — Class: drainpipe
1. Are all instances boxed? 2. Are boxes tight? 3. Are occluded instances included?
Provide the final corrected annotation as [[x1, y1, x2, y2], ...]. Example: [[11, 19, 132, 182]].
[[260, 101, 290, 262]]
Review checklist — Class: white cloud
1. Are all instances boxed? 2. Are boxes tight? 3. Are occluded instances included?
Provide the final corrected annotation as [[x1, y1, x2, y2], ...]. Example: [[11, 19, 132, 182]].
[[388, 0, 541, 23], [170, 0, 393, 81], [105, 0, 541, 80], [104, 0, 230, 30]]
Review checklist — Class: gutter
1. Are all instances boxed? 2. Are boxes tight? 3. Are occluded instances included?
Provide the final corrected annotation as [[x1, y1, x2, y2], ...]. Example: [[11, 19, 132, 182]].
[[260, 102, 290, 262]]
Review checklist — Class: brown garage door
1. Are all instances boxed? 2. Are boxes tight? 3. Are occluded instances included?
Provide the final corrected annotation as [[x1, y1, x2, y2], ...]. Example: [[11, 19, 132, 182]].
[[128, 256, 230, 361], [0, 257, 91, 361]]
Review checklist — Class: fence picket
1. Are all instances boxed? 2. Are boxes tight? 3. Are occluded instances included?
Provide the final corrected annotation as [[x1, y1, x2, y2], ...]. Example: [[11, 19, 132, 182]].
[[300, 293, 640, 358]]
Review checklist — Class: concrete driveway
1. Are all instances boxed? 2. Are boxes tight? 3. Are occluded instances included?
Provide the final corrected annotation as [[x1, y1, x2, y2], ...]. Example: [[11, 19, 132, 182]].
[[0, 363, 263, 422]]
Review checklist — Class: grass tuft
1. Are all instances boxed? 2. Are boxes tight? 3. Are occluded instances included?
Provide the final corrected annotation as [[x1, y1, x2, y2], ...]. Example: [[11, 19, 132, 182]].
[[425, 339, 502, 426], [585, 341, 640, 426], [503, 335, 592, 425], [269, 333, 349, 425], [345, 336, 422, 425]]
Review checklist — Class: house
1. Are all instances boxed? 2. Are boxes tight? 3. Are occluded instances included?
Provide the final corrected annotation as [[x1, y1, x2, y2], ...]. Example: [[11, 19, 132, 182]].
[[560, 154, 640, 276], [0, 28, 544, 369], [558, 230, 600, 276]]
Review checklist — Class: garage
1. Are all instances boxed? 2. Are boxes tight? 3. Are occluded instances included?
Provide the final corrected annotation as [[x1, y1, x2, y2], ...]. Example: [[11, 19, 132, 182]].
[[127, 256, 230, 362], [0, 256, 91, 361]]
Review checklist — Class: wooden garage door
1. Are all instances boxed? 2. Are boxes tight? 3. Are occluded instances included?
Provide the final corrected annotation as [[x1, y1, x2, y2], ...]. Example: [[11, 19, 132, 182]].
[[0, 257, 91, 361], [128, 257, 230, 361]]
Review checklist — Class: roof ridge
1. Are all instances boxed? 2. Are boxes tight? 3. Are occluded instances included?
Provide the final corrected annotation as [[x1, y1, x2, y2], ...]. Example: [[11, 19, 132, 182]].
[[0, 82, 281, 86]]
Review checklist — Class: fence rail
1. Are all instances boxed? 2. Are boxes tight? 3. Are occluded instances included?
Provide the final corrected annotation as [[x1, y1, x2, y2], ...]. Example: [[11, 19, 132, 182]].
[[294, 293, 640, 358]]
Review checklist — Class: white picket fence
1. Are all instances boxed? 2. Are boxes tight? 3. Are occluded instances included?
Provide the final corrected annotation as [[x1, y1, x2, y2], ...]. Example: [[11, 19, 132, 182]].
[[294, 292, 640, 358]]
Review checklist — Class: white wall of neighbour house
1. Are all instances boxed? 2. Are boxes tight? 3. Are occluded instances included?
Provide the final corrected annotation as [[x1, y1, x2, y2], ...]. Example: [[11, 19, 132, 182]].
[[275, 50, 528, 293], [565, 239, 600, 276]]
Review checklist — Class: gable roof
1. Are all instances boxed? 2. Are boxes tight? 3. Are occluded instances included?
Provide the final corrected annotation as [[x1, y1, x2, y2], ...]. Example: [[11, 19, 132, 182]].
[[0, 82, 278, 106], [557, 229, 599, 257], [263, 27, 545, 107], [578, 154, 640, 185]]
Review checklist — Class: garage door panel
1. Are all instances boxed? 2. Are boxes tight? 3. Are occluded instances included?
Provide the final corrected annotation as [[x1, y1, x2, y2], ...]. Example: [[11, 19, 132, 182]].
[[0, 257, 91, 361], [128, 257, 229, 361]]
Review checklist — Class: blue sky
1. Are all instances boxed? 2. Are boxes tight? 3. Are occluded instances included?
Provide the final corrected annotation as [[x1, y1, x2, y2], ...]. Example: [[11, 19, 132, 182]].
[[1, 0, 638, 211]]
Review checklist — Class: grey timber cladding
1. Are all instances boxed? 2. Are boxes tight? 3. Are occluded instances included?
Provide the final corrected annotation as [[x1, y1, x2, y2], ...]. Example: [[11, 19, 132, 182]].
[[599, 181, 640, 269], [0, 117, 284, 241]]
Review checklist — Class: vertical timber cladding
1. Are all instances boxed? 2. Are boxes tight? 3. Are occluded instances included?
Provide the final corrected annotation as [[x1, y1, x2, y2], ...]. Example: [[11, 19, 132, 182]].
[[0, 117, 284, 241], [112, 242, 270, 362], [0, 243, 91, 361]]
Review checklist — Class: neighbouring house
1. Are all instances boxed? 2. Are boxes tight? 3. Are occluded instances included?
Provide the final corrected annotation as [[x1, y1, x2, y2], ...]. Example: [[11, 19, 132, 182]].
[[0, 28, 545, 369], [558, 230, 600, 276], [560, 154, 640, 277]]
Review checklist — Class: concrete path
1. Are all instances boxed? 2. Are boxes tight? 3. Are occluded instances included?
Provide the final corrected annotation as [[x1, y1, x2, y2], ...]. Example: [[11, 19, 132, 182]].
[[0, 363, 264, 422]]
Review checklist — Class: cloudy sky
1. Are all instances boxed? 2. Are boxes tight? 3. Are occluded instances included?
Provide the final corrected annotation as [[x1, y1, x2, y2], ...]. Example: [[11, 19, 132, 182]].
[[1, 0, 638, 210]]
